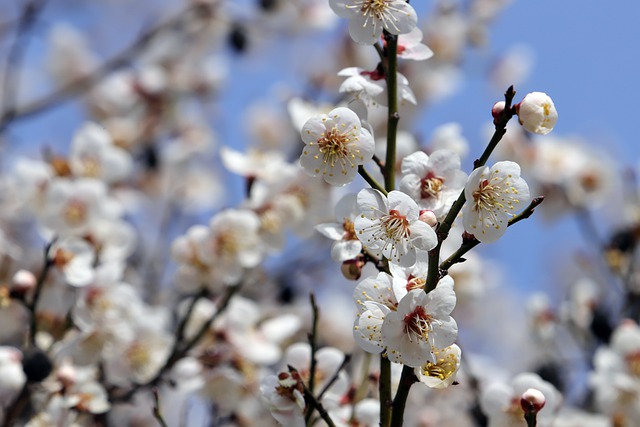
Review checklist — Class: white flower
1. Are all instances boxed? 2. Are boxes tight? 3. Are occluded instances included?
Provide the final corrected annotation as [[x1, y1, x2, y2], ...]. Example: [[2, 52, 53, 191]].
[[415, 343, 461, 389], [462, 161, 530, 243], [517, 92, 558, 135], [316, 193, 362, 262], [48, 237, 95, 287], [381, 276, 458, 367], [399, 150, 468, 219], [353, 272, 400, 353], [329, 0, 418, 45], [260, 372, 306, 427], [338, 67, 416, 108], [397, 28, 433, 61], [0, 347, 26, 403], [69, 122, 133, 183], [40, 178, 108, 237], [355, 188, 437, 267], [198, 209, 265, 286], [300, 107, 375, 186]]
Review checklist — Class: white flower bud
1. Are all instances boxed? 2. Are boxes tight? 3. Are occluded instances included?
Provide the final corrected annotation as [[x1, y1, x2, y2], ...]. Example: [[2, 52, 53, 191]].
[[491, 101, 506, 124], [11, 270, 36, 293], [520, 387, 546, 413], [419, 210, 438, 227], [516, 92, 557, 135]]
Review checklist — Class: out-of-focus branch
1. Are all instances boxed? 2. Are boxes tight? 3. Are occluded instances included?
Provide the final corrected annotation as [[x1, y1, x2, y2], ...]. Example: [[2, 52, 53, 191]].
[[1, 0, 48, 129], [0, 4, 205, 134]]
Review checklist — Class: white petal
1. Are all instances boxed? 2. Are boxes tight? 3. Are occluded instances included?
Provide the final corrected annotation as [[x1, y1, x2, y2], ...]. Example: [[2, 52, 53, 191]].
[[348, 12, 382, 45]]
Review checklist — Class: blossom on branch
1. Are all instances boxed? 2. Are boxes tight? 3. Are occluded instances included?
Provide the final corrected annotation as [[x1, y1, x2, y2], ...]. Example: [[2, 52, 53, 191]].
[[355, 188, 437, 267], [462, 161, 530, 243], [381, 276, 458, 367], [399, 149, 468, 220], [329, 0, 418, 45], [516, 92, 558, 135], [300, 107, 375, 186]]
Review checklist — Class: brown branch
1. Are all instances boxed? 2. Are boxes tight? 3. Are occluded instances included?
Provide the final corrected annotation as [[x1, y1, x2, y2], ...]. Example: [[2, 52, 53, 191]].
[[439, 196, 545, 274]]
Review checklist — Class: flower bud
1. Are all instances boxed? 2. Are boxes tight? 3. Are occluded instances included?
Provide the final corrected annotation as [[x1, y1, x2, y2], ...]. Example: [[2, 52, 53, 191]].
[[341, 255, 365, 281], [491, 101, 506, 124], [419, 210, 438, 227], [11, 270, 36, 294], [520, 387, 546, 413], [516, 92, 557, 135]]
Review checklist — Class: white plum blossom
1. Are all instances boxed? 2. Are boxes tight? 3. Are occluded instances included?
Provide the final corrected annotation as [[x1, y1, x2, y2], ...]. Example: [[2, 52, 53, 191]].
[[381, 276, 458, 367], [260, 371, 306, 427], [316, 193, 362, 262], [516, 92, 558, 135], [397, 28, 434, 61], [198, 209, 265, 287], [40, 178, 108, 237], [353, 272, 400, 353], [300, 107, 375, 186], [338, 67, 417, 108], [462, 161, 530, 243], [415, 343, 461, 389], [399, 150, 468, 219], [48, 237, 96, 287], [69, 122, 133, 183], [329, 0, 418, 45], [0, 347, 26, 404], [355, 188, 437, 267]]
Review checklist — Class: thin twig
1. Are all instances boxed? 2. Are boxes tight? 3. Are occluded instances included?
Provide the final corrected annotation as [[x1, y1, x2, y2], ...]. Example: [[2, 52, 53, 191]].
[[0, 0, 48, 127], [379, 355, 392, 427], [304, 293, 320, 424], [317, 354, 352, 401], [389, 365, 417, 427], [28, 240, 55, 347], [289, 366, 337, 427], [439, 196, 545, 273], [382, 31, 399, 193], [358, 165, 387, 195], [151, 388, 169, 427], [424, 86, 517, 293]]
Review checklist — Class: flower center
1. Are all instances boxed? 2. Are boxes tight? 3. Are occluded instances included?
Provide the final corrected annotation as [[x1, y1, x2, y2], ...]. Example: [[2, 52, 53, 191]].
[[405, 275, 425, 292], [472, 179, 502, 212], [215, 231, 239, 260], [343, 218, 358, 241], [80, 155, 102, 177], [317, 127, 351, 168], [421, 172, 444, 199], [359, 0, 390, 19], [421, 349, 458, 380], [276, 371, 305, 401], [403, 305, 432, 341], [379, 209, 410, 242], [64, 199, 89, 227], [626, 351, 640, 377], [53, 248, 75, 267]]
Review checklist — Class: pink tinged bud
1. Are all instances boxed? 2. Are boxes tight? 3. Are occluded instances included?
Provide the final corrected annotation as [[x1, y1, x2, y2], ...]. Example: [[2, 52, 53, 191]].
[[56, 363, 77, 388], [491, 101, 506, 124], [11, 270, 36, 292], [520, 387, 546, 413], [341, 255, 365, 281], [419, 210, 438, 227]]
